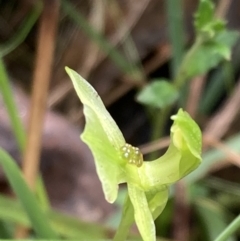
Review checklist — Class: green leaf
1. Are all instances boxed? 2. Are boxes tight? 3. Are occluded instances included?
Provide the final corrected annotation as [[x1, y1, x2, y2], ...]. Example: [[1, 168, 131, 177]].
[[0, 221, 12, 239], [136, 80, 179, 109], [214, 31, 239, 59], [195, 198, 236, 241], [0, 148, 58, 239], [0, 194, 107, 239], [194, 0, 225, 38], [185, 31, 239, 78], [194, 0, 214, 32], [182, 0, 239, 80]]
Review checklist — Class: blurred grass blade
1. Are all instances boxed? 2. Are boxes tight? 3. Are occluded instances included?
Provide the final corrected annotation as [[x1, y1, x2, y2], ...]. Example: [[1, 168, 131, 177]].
[[195, 198, 235, 241], [200, 40, 240, 114], [0, 59, 25, 151], [166, 0, 185, 78], [199, 62, 232, 114], [214, 214, 240, 241], [0, 1, 42, 57], [0, 59, 50, 210], [61, 0, 140, 78], [50, 211, 108, 239], [0, 148, 58, 239], [0, 194, 108, 239], [36, 176, 50, 211]]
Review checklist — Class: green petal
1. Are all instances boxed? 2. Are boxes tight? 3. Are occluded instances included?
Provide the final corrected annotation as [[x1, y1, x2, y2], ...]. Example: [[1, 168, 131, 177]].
[[171, 109, 202, 161], [128, 184, 155, 241], [146, 187, 169, 220], [139, 109, 202, 189], [65, 67, 125, 203]]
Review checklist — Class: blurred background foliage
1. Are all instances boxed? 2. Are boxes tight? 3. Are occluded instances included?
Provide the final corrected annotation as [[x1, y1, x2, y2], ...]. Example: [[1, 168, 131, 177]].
[[0, 0, 240, 240]]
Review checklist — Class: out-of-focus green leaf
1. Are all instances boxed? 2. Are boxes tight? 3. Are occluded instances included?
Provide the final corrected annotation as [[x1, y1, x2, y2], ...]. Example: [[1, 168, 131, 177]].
[[194, 0, 214, 32], [0, 148, 58, 239], [0, 221, 12, 239], [166, 0, 185, 77], [212, 31, 239, 59], [194, 0, 225, 38], [181, 0, 239, 79], [0, 194, 108, 239], [185, 31, 239, 78], [199, 39, 240, 115], [136, 80, 179, 109], [195, 198, 236, 241]]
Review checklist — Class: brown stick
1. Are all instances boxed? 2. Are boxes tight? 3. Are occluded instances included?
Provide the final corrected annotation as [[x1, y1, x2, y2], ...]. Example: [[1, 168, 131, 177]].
[[173, 181, 190, 241], [15, 0, 59, 238], [23, 0, 59, 189], [204, 79, 240, 140], [215, 0, 231, 18], [186, 75, 206, 118], [204, 135, 240, 168]]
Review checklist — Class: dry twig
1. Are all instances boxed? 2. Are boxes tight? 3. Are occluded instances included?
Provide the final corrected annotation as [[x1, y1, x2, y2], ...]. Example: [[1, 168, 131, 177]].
[[204, 135, 240, 168], [186, 75, 206, 118], [204, 78, 240, 139], [15, 0, 59, 238]]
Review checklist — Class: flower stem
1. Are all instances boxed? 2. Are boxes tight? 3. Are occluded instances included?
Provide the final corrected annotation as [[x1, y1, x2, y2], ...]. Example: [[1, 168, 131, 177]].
[[150, 36, 204, 142], [113, 195, 134, 241], [174, 36, 203, 89]]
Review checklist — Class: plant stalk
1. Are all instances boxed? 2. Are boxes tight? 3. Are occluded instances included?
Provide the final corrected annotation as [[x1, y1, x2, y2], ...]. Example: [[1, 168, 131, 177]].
[[113, 195, 134, 241], [150, 36, 204, 142]]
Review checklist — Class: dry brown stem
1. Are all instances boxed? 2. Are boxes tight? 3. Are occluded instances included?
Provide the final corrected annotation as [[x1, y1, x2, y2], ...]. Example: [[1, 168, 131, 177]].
[[173, 181, 190, 241], [15, 0, 59, 238], [186, 75, 206, 118], [204, 79, 240, 140]]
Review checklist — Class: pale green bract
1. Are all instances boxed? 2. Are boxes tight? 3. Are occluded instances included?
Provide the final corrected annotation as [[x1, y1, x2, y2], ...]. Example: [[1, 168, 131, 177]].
[[65, 67, 202, 241]]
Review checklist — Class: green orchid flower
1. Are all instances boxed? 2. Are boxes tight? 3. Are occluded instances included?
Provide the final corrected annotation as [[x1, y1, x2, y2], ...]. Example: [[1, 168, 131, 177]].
[[65, 67, 202, 241]]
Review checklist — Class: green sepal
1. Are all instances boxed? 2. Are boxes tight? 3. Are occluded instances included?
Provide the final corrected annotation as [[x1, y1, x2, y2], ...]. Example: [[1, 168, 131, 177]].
[[65, 67, 126, 203]]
